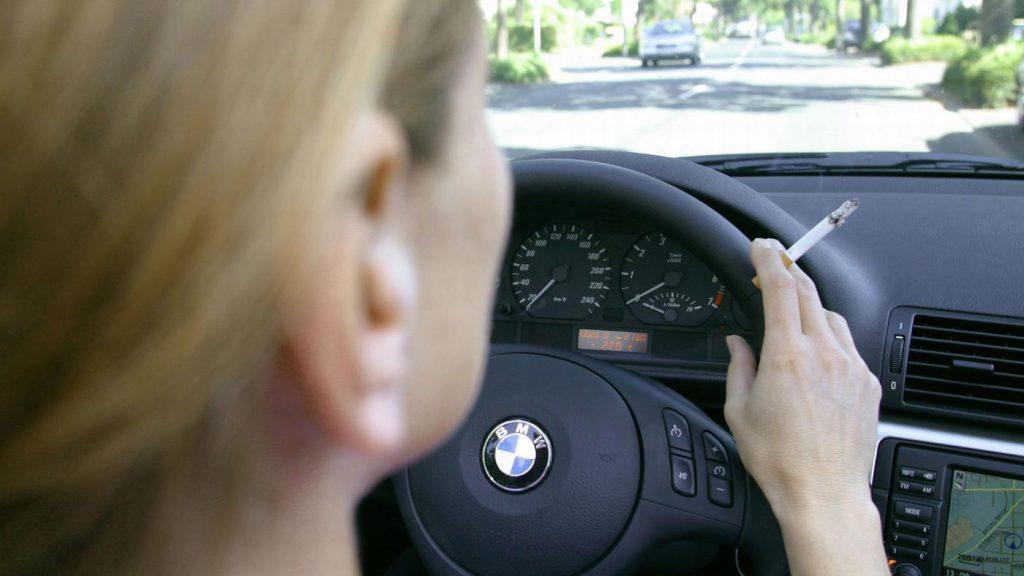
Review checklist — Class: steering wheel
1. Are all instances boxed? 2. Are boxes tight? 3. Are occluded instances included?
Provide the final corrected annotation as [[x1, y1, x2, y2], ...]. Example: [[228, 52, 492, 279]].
[[394, 159, 789, 576]]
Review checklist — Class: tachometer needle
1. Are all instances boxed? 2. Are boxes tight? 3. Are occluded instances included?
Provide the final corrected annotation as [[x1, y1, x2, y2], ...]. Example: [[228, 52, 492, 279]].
[[643, 302, 667, 314], [627, 281, 666, 304], [526, 278, 556, 311]]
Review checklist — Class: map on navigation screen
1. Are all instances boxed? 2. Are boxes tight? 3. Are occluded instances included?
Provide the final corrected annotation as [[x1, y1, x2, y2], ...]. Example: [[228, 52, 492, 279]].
[[943, 470, 1024, 576]]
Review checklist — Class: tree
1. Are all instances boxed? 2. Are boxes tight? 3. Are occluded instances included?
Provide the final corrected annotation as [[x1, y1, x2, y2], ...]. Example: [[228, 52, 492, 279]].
[[496, 0, 510, 58], [835, 0, 846, 49], [516, 0, 527, 21], [621, 0, 631, 55], [980, 0, 1013, 44], [808, 0, 826, 32], [636, 0, 650, 50], [859, 0, 870, 47], [904, 0, 919, 38], [558, 0, 605, 14]]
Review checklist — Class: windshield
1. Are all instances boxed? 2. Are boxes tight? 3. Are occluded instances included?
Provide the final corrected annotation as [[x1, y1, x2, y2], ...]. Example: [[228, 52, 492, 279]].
[[482, 1, 1024, 163], [649, 20, 694, 35]]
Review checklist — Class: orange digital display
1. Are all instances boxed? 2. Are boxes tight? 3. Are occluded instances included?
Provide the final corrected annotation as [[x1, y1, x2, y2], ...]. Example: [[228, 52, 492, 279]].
[[577, 329, 649, 354]]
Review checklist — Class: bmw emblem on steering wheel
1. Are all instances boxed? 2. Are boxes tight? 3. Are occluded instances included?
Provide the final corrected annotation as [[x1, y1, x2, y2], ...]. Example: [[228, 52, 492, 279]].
[[481, 418, 552, 493]]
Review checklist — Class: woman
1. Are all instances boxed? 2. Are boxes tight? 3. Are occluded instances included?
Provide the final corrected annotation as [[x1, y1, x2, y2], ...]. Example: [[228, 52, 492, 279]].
[[0, 0, 885, 574]]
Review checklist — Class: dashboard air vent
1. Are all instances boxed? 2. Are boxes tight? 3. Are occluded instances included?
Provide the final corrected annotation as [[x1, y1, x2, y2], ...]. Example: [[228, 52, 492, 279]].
[[904, 314, 1024, 420]]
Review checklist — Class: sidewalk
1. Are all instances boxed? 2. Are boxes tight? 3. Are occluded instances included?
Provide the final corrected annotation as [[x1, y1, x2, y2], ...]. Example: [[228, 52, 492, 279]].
[[918, 71, 1024, 160], [950, 107, 1024, 160]]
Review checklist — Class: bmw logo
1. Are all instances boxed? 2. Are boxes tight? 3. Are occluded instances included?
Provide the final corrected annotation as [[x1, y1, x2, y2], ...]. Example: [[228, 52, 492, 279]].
[[481, 418, 552, 493]]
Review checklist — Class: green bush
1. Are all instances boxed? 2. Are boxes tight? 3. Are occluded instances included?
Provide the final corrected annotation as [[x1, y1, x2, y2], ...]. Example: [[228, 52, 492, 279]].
[[860, 37, 885, 54], [702, 29, 724, 42], [602, 38, 639, 57], [489, 53, 551, 84], [920, 17, 937, 35], [795, 30, 835, 47], [937, 5, 980, 35], [879, 35, 970, 65], [942, 43, 1024, 107], [508, 23, 559, 53]]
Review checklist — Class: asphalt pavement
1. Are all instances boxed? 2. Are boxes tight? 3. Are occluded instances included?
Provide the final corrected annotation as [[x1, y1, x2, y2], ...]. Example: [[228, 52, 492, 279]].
[[488, 39, 1024, 161]]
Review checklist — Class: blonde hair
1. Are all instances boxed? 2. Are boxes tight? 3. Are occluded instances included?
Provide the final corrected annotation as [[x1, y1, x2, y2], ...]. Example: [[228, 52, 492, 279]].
[[385, 0, 482, 163], [0, 0, 402, 572]]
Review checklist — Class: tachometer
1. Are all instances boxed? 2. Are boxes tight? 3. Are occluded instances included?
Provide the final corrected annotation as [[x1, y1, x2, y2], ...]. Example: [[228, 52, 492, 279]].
[[620, 233, 724, 326], [511, 224, 611, 319]]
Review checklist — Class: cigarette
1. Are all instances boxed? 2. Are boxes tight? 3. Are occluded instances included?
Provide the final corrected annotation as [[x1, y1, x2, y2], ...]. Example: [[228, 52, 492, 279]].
[[751, 198, 859, 289]]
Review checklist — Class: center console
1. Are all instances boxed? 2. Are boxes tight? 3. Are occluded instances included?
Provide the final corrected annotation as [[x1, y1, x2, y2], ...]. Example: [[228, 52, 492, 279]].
[[873, 438, 1024, 576]]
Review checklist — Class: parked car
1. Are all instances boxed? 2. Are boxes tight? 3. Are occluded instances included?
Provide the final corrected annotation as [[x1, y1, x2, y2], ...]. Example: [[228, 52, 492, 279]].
[[1013, 18, 1024, 41], [762, 25, 785, 44], [842, 20, 891, 50], [639, 20, 704, 67], [729, 19, 757, 38]]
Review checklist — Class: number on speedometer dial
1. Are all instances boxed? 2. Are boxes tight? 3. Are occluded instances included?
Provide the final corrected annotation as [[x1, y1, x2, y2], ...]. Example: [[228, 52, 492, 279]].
[[511, 224, 611, 319], [620, 233, 725, 326]]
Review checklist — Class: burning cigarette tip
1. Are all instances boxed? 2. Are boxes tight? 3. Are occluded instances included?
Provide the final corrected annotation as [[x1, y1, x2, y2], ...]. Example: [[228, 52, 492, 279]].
[[828, 198, 859, 227]]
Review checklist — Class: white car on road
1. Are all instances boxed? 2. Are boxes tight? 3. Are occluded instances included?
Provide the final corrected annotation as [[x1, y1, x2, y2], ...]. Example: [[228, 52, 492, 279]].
[[762, 25, 785, 45], [640, 20, 704, 67]]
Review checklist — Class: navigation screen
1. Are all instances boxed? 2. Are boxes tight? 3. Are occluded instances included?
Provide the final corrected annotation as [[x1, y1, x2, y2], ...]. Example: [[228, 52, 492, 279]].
[[942, 470, 1024, 576]]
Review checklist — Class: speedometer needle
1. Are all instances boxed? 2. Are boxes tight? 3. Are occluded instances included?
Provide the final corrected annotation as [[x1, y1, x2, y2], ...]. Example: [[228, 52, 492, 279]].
[[643, 302, 666, 314], [627, 282, 666, 304], [526, 278, 556, 311]]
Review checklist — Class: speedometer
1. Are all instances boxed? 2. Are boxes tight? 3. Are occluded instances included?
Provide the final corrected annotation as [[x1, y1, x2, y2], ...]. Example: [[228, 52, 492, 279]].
[[620, 233, 724, 326], [511, 224, 611, 319]]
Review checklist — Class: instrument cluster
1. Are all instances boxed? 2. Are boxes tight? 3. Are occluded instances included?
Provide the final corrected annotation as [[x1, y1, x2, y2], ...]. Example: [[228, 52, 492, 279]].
[[494, 223, 752, 363]]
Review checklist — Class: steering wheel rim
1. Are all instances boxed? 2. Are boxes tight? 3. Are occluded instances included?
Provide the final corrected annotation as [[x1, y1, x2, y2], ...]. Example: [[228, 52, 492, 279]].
[[394, 159, 787, 575]]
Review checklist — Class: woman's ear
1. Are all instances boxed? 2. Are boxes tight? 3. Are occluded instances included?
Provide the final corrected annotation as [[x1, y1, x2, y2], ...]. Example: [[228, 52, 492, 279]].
[[282, 111, 416, 460], [346, 232, 416, 455]]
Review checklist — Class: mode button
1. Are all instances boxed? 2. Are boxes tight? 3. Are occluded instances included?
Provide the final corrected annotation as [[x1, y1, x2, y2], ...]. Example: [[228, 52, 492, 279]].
[[894, 500, 933, 522]]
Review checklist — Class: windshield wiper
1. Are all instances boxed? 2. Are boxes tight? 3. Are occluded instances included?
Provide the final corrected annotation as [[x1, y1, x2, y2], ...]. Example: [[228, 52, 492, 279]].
[[692, 152, 1024, 178]]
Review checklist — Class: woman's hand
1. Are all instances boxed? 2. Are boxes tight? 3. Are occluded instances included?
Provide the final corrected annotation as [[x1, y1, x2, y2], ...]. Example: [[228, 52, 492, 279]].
[[725, 238, 888, 576]]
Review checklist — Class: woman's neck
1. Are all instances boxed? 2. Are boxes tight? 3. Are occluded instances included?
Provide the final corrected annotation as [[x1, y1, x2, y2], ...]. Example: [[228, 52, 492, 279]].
[[215, 458, 363, 576], [139, 376, 377, 575]]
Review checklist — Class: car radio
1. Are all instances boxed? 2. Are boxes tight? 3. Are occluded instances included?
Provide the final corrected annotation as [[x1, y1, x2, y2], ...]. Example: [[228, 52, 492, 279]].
[[873, 439, 1024, 576]]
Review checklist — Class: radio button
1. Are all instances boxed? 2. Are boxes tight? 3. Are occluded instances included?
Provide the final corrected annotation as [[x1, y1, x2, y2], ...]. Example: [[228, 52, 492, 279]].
[[891, 532, 929, 548], [708, 477, 732, 507], [897, 480, 936, 497], [894, 501, 933, 521], [893, 518, 930, 535], [889, 545, 927, 561], [899, 467, 936, 482], [702, 432, 728, 463], [670, 456, 696, 496]]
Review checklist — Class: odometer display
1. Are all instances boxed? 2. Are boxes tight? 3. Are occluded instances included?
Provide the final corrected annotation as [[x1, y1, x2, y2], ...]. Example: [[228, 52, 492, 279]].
[[578, 329, 649, 353], [511, 225, 611, 319]]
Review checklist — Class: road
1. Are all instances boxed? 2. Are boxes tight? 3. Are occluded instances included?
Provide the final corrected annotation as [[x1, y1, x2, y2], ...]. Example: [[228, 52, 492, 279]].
[[487, 39, 1024, 161]]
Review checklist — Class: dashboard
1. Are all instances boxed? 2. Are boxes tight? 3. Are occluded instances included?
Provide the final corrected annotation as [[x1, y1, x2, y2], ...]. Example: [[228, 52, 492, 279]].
[[492, 219, 753, 369], [496, 151, 1024, 575], [386, 151, 1024, 576]]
